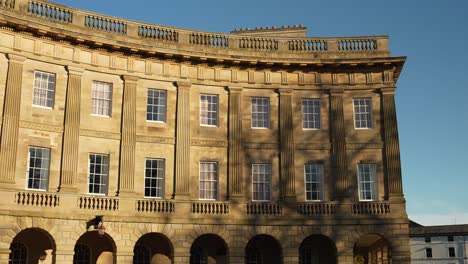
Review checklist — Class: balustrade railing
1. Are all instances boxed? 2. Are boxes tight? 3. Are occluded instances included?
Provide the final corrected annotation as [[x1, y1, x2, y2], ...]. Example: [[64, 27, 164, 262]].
[[15, 191, 59, 207], [297, 203, 335, 215], [27, 1, 72, 23], [239, 37, 278, 50], [192, 202, 229, 214], [78, 196, 119, 211], [189, 33, 229, 48], [352, 202, 391, 215], [85, 15, 127, 35], [0, 0, 14, 9], [138, 25, 178, 42], [136, 199, 175, 213], [338, 38, 377, 51], [246, 203, 282, 215], [289, 39, 327, 52]]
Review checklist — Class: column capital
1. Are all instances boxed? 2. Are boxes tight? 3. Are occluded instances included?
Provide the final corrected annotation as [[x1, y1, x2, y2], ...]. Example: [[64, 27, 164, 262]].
[[175, 81, 192, 89], [122, 75, 139, 84], [66, 66, 84, 76], [227, 86, 243, 93], [329, 89, 344, 96], [278, 88, 294, 95], [380, 87, 396, 95], [7, 53, 26, 64]]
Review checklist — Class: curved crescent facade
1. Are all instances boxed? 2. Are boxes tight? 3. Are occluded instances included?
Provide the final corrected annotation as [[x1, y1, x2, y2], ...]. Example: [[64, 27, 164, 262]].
[[0, 1, 409, 263]]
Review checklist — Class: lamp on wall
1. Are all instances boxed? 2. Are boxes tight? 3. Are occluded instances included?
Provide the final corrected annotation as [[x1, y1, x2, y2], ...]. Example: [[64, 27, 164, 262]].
[[86, 215, 106, 236]]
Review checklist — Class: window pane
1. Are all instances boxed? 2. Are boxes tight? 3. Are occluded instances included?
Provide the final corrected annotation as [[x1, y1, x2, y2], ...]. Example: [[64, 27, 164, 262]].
[[27, 147, 50, 190], [91, 82, 112, 116], [144, 159, 165, 198], [302, 99, 321, 129], [251, 97, 270, 128], [147, 89, 167, 122], [88, 153, 109, 195], [252, 164, 271, 201], [32, 71, 55, 108], [353, 98, 372, 128], [304, 164, 323, 201], [200, 94, 218, 126], [357, 163, 377, 201], [199, 162, 218, 200]]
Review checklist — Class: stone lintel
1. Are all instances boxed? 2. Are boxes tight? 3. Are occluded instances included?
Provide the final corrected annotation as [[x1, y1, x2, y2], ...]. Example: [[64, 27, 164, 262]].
[[175, 81, 192, 89], [7, 53, 26, 64], [227, 86, 243, 93], [66, 66, 84, 76], [329, 89, 344, 96], [278, 88, 294, 95], [380, 87, 396, 95], [122, 75, 140, 84]]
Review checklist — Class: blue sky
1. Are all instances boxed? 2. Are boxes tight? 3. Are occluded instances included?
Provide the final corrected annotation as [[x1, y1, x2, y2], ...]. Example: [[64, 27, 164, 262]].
[[51, 0, 468, 226]]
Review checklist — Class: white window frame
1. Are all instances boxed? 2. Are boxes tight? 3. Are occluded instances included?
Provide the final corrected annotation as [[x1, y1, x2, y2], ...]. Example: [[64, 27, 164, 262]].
[[144, 158, 165, 198], [353, 98, 373, 129], [252, 163, 271, 201], [26, 146, 50, 191], [304, 164, 324, 201], [199, 161, 218, 200], [200, 94, 219, 127], [251, 97, 270, 129], [32, 71, 55, 109], [357, 163, 377, 201], [88, 153, 109, 195], [146, 89, 166, 122], [91, 81, 113, 117], [302, 98, 321, 129]]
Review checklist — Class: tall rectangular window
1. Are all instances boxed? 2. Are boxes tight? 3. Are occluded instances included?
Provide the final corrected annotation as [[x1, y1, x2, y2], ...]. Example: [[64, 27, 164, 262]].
[[27, 146, 50, 190], [88, 154, 109, 195], [357, 163, 377, 201], [33, 71, 55, 108], [200, 94, 218, 126], [304, 164, 323, 201], [448, 247, 456, 257], [199, 161, 218, 200], [147, 89, 166, 122], [144, 158, 165, 198], [252, 164, 271, 201], [353, 98, 372, 128], [91, 81, 112, 116], [302, 98, 321, 129], [425, 248, 432, 258], [251, 97, 270, 128]]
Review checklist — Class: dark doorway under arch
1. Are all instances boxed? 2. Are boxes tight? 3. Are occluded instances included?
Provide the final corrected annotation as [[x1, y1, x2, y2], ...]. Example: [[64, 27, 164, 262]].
[[133, 232, 174, 264], [353, 234, 391, 264], [245, 234, 282, 264], [190, 234, 228, 264], [299, 234, 337, 264], [9, 228, 56, 264], [73, 231, 116, 264]]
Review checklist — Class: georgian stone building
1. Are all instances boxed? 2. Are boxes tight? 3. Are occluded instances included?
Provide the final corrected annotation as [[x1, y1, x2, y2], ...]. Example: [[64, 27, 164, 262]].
[[0, 0, 410, 263]]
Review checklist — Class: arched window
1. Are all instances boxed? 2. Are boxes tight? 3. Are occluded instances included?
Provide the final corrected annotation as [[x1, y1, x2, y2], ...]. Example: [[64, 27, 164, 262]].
[[246, 247, 261, 264], [190, 246, 208, 264], [133, 245, 150, 264], [9, 242, 27, 264], [73, 244, 91, 264], [299, 246, 319, 264]]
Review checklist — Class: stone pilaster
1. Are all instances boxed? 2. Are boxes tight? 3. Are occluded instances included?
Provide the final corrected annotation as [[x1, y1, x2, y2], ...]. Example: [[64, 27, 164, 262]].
[[330, 89, 349, 200], [118, 75, 139, 196], [278, 89, 295, 201], [174, 81, 191, 199], [0, 54, 26, 184], [381, 88, 404, 200], [59, 66, 83, 193], [228, 86, 243, 200]]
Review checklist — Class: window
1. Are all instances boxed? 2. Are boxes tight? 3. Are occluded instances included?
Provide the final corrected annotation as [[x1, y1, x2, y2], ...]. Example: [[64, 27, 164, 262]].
[[199, 161, 218, 200], [357, 163, 377, 201], [448, 235, 454, 242], [88, 154, 109, 195], [9, 241, 27, 264], [425, 237, 431, 243], [91, 81, 112, 116], [133, 245, 150, 264], [27, 146, 50, 190], [200, 94, 218, 126], [33, 71, 55, 108], [73, 244, 91, 264], [425, 248, 432, 258], [304, 164, 323, 201], [251, 97, 270, 128], [144, 158, 165, 198], [147, 89, 166, 122], [246, 247, 261, 264], [353, 98, 372, 128], [190, 247, 208, 264], [302, 98, 321, 129], [252, 164, 271, 201], [448, 247, 456, 257]]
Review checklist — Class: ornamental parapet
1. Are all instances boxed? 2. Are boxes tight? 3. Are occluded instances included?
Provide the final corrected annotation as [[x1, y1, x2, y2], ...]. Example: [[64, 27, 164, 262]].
[[0, 0, 393, 67]]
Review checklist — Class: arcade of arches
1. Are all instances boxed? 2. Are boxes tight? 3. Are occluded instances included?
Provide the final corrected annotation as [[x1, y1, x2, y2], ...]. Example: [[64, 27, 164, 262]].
[[6, 225, 397, 264]]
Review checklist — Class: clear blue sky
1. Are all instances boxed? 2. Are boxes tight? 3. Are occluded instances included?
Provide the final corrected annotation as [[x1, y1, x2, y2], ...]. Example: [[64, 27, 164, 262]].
[[51, 0, 468, 226]]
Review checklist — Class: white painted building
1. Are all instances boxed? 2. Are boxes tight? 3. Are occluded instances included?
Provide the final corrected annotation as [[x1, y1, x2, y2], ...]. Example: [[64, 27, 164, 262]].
[[410, 221, 468, 264]]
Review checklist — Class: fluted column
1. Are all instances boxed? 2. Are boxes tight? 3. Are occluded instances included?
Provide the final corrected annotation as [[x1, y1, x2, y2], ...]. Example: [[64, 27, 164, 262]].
[[0, 54, 26, 184], [279, 89, 295, 200], [174, 81, 191, 199], [60, 66, 84, 192], [118, 75, 139, 196], [330, 89, 349, 200], [228, 86, 243, 199], [381, 88, 404, 200]]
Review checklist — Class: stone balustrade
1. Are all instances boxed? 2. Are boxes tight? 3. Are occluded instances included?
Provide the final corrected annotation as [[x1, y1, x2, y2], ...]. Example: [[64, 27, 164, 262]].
[[352, 202, 391, 215], [0, 0, 390, 61], [192, 201, 230, 214], [77, 195, 120, 211], [136, 199, 175, 213], [297, 202, 336, 215], [15, 191, 60, 207]]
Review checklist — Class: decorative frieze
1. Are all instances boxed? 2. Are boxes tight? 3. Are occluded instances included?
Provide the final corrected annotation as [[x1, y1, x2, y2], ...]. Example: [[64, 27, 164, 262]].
[[242, 142, 279, 149], [80, 129, 121, 140], [191, 139, 228, 148], [19, 121, 63, 133], [136, 135, 175, 145], [295, 143, 331, 150], [346, 143, 384, 150]]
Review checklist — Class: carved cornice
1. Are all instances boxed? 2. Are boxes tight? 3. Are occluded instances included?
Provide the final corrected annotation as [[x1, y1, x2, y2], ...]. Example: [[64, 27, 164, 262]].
[[80, 129, 120, 140], [295, 143, 331, 150], [136, 135, 175, 145], [19, 121, 63, 133], [191, 139, 228, 148], [243, 142, 279, 149], [346, 143, 384, 150]]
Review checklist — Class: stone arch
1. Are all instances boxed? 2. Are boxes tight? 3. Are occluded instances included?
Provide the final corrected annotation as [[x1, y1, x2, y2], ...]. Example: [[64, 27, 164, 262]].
[[245, 234, 282, 264], [182, 225, 232, 249], [190, 233, 228, 264], [73, 230, 117, 264], [353, 233, 391, 264], [134, 232, 174, 264], [9, 227, 56, 263], [299, 234, 337, 264]]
